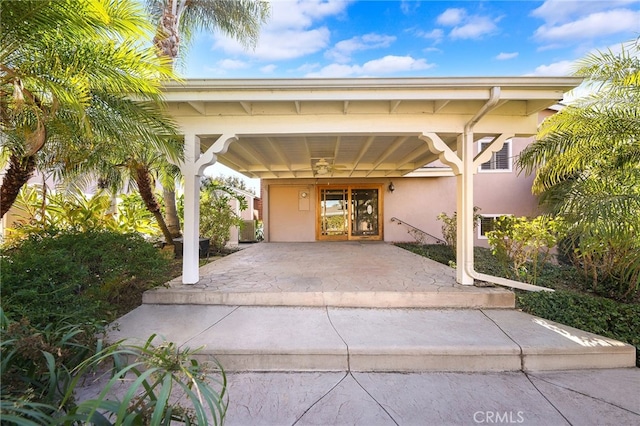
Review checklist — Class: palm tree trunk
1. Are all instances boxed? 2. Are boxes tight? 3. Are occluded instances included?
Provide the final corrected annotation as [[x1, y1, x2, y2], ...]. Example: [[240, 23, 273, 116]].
[[133, 164, 174, 245], [154, 4, 182, 237], [163, 186, 182, 237], [0, 154, 36, 218]]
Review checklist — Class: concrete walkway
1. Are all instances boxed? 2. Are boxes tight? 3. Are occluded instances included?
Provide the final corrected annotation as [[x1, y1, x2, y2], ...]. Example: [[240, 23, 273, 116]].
[[108, 305, 635, 372], [144, 242, 514, 308], [99, 242, 638, 425], [223, 369, 640, 425]]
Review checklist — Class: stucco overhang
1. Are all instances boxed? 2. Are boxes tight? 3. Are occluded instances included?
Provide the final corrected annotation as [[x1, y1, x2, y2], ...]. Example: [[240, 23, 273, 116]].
[[162, 77, 582, 179]]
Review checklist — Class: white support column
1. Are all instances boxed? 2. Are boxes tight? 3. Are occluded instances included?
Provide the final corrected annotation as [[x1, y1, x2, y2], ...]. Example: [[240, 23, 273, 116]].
[[180, 133, 238, 284], [456, 133, 475, 285], [181, 133, 201, 284]]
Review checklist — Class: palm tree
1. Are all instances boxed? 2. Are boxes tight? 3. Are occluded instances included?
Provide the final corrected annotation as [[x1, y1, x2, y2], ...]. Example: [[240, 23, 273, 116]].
[[145, 0, 270, 237], [0, 0, 179, 218], [517, 37, 640, 295], [65, 134, 184, 244]]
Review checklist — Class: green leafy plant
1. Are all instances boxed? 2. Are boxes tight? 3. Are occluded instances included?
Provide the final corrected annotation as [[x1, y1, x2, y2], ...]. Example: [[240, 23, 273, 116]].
[[1, 310, 228, 424], [486, 215, 564, 285], [437, 207, 481, 253], [517, 290, 640, 366], [0, 309, 101, 422], [7, 186, 163, 244], [1, 229, 171, 326], [179, 177, 248, 254], [67, 335, 228, 425]]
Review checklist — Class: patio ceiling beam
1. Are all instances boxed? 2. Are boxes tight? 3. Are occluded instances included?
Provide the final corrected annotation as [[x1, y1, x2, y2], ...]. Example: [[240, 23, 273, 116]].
[[333, 136, 342, 162], [218, 151, 254, 174], [187, 101, 206, 115], [303, 136, 312, 161], [267, 137, 292, 172], [434, 100, 450, 113], [366, 135, 409, 177], [240, 102, 252, 115], [175, 113, 538, 136], [349, 135, 376, 177], [232, 141, 272, 172], [396, 144, 434, 170]]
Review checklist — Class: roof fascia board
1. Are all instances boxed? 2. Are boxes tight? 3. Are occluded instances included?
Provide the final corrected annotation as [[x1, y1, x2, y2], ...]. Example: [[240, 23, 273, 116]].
[[161, 77, 583, 103]]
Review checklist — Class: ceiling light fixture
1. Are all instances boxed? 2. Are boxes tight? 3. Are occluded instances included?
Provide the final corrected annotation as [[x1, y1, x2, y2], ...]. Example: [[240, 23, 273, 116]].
[[314, 158, 331, 175]]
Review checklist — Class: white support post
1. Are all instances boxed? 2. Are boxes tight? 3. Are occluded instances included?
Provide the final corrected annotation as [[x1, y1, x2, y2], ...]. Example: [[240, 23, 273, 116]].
[[181, 133, 201, 284], [456, 133, 475, 285]]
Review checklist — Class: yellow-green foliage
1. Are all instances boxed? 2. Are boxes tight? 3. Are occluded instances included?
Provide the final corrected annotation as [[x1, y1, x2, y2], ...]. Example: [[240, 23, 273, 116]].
[[487, 215, 565, 285]]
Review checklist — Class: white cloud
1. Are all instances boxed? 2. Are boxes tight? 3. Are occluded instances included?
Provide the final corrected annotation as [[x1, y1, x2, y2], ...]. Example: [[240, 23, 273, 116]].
[[260, 64, 277, 73], [296, 62, 321, 73], [401, 0, 420, 15], [267, 0, 352, 30], [211, 0, 351, 61], [435, 8, 499, 40], [215, 27, 331, 60], [325, 33, 396, 63], [361, 55, 433, 74], [437, 8, 466, 26], [306, 55, 433, 77], [531, 0, 639, 25], [534, 9, 640, 42], [416, 28, 444, 43], [217, 59, 250, 70], [496, 52, 518, 60], [306, 63, 358, 78], [450, 16, 498, 39], [528, 60, 575, 76]]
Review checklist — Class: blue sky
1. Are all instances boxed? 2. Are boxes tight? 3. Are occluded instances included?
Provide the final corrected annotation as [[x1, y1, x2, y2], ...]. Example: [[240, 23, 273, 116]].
[[182, 0, 640, 79]]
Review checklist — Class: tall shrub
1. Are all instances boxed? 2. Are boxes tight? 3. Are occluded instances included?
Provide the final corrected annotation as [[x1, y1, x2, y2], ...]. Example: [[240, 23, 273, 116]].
[[1, 230, 171, 326], [486, 215, 564, 285], [437, 207, 481, 253]]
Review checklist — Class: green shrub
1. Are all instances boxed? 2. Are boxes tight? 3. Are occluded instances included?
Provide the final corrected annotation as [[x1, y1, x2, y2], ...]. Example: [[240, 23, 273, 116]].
[[436, 207, 481, 253], [0, 310, 227, 424], [1, 229, 171, 327], [486, 215, 564, 285], [0, 310, 100, 417], [517, 290, 640, 366]]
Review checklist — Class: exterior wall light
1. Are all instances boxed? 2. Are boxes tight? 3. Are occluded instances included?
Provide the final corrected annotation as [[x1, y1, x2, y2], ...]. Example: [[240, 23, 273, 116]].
[[388, 182, 395, 192]]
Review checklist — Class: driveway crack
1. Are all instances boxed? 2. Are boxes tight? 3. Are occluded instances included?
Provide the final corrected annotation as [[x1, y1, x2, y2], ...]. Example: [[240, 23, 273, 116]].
[[325, 307, 351, 372]]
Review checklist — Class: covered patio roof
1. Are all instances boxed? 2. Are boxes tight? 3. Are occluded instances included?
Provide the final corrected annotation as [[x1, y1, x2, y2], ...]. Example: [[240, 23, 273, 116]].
[[162, 77, 582, 179], [165, 77, 583, 286]]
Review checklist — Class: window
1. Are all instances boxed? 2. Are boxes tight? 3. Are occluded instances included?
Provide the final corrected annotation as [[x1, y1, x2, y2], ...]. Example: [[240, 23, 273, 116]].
[[479, 139, 511, 172], [478, 214, 509, 239]]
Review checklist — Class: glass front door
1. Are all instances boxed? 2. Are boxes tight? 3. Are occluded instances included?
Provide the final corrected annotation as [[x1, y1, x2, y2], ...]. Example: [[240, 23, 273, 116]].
[[318, 185, 382, 241], [320, 188, 349, 239]]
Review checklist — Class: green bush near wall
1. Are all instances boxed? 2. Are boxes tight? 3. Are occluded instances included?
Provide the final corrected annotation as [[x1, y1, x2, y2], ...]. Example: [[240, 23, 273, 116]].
[[517, 290, 640, 366], [1, 229, 172, 327], [396, 243, 640, 367]]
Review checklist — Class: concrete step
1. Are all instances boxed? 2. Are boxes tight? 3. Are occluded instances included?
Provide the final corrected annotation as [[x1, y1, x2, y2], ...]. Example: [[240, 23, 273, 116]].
[[142, 287, 516, 309], [107, 305, 636, 373]]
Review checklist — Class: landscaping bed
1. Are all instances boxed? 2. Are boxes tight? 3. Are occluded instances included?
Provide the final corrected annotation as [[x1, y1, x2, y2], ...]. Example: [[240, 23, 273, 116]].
[[396, 243, 640, 366]]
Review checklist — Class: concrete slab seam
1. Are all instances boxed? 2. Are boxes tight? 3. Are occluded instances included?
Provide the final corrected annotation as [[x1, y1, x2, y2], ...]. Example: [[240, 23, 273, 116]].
[[324, 307, 351, 371], [182, 305, 240, 349], [523, 373, 574, 424], [291, 372, 349, 426], [349, 372, 400, 426], [526, 373, 640, 417], [479, 309, 525, 371]]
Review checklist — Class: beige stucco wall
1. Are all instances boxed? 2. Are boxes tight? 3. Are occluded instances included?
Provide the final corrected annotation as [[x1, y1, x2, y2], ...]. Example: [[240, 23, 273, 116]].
[[261, 136, 541, 246]]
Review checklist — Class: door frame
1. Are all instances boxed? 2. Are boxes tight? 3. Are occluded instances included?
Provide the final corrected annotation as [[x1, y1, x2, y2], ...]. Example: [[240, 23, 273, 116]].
[[316, 184, 384, 241]]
